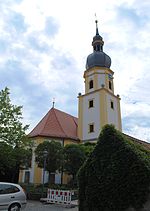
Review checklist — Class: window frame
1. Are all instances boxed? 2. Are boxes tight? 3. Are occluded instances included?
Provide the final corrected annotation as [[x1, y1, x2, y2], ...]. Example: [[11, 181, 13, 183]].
[[111, 101, 114, 109], [89, 80, 94, 89], [109, 81, 112, 90], [89, 99, 94, 108], [89, 123, 94, 133]]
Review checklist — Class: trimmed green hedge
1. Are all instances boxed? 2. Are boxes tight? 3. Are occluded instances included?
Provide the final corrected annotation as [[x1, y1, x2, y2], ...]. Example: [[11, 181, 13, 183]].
[[78, 125, 150, 211]]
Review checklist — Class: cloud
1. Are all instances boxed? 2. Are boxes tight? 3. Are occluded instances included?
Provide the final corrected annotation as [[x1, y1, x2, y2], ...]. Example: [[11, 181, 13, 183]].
[[0, 39, 9, 54], [44, 17, 59, 37], [123, 115, 150, 142], [116, 5, 147, 28], [0, 1, 80, 131], [27, 33, 50, 53], [5, 12, 27, 33], [0, 0, 149, 142]]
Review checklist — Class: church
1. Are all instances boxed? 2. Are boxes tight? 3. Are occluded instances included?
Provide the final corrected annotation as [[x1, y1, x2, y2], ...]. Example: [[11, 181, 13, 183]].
[[19, 20, 150, 185]]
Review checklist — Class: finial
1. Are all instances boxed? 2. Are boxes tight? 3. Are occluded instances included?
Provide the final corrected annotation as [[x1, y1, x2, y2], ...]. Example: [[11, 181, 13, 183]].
[[95, 13, 99, 35], [52, 98, 55, 108]]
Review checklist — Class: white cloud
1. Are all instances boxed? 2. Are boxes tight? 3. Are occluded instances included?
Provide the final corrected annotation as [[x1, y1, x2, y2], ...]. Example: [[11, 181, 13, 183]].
[[0, 0, 150, 142]]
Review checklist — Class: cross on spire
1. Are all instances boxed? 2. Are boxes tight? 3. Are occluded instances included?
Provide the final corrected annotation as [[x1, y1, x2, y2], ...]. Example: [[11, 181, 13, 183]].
[[52, 98, 55, 108], [95, 13, 99, 35]]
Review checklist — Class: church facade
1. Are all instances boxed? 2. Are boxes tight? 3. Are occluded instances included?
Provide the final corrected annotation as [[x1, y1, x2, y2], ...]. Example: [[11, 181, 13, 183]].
[[19, 21, 149, 185], [19, 107, 79, 184]]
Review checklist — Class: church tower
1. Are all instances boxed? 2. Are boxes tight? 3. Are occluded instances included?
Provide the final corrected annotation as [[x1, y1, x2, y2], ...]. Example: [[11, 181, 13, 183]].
[[78, 20, 122, 142]]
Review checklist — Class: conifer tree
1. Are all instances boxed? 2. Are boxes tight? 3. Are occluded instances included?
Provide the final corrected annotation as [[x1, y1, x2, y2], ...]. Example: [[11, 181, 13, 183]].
[[78, 124, 150, 211]]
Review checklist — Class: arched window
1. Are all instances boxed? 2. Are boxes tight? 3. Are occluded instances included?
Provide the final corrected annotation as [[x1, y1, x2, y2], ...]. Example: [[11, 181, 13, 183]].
[[89, 80, 93, 89], [109, 81, 112, 90], [111, 101, 114, 109]]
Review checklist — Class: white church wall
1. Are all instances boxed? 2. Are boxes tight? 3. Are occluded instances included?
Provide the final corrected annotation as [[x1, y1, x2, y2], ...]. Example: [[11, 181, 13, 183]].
[[97, 72, 106, 89], [82, 92, 100, 140], [106, 94, 119, 129]]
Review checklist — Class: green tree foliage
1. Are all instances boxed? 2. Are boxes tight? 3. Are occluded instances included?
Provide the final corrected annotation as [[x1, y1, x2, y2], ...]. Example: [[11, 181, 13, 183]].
[[0, 87, 29, 146], [63, 144, 86, 185], [0, 87, 31, 183], [0, 141, 31, 182], [35, 141, 63, 183], [78, 125, 150, 211], [79, 142, 96, 158]]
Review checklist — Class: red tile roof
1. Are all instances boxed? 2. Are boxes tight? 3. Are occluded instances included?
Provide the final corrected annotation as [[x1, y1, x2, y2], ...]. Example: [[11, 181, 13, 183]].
[[124, 133, 150, 151], [29, 107, 150, 149], [29, 108, 78, 140]]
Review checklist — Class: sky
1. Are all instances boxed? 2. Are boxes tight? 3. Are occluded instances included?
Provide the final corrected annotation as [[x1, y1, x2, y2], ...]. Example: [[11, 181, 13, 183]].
[[0, 0, 150, 143]]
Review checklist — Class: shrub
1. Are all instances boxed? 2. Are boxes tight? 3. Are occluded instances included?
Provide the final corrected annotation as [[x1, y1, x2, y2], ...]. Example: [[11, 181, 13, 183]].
[[78, 125, 150, 211]]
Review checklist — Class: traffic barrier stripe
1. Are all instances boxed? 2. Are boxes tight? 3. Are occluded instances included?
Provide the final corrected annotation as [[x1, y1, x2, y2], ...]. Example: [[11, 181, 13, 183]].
[[47, 189, 73, 204]]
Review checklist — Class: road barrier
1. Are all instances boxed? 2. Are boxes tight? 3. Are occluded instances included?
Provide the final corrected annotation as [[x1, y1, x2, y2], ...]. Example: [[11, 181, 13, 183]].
[[46, 189, 73, 204]]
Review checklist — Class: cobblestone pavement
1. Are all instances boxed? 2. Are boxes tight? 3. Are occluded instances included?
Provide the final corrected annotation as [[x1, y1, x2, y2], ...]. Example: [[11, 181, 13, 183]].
[[25, 200, 78, 211]]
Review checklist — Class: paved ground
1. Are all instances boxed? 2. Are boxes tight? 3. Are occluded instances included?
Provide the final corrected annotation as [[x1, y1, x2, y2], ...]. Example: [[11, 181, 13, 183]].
[[25, 200, 78, 211]]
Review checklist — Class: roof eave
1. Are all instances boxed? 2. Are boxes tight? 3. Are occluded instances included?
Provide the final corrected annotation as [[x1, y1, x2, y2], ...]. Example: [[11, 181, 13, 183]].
[[28, 134, 79, 141]]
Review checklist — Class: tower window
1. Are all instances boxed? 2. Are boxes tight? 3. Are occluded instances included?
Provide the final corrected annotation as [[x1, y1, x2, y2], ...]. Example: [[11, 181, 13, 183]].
[[109, 81, 112, 90], [97, 45, 100, 51], [89, 123, 94, 133], [89, 80, 93, 89], [89, 100, 94, 108], [111, 101, 114, 109]]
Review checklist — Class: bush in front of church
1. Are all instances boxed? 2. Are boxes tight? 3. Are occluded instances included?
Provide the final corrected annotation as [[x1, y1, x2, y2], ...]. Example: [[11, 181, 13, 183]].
[[78, 124, 150, 211]]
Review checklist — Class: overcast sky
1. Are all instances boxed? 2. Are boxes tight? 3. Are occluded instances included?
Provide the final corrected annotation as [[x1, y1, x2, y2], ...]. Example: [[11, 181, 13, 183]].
[[0, 0, 150, 142]]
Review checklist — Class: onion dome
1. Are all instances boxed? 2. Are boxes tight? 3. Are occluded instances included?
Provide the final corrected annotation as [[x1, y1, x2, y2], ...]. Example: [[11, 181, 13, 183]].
[[86, 20, 111, 69]]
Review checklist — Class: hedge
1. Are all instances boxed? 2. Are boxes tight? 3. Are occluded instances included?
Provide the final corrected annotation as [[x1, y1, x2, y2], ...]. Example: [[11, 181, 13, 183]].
[[78, 125, 150, 211]]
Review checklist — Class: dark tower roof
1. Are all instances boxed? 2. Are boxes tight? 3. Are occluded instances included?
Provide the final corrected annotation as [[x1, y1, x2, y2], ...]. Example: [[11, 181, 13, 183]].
[[86, 20, 111, 70]]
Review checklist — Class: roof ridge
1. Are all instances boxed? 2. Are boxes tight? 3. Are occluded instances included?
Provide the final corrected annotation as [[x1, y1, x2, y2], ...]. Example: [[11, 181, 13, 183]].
[[54, 107, 77, 119], [123, 133, 150, 144], [73, 116, 78, 127], [53, 108, 68, 138]]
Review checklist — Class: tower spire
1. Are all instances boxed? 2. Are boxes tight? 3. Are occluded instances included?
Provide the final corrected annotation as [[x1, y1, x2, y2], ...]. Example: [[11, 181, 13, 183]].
[[95, 13, 99, 35], [95, 14, 99, 36], [95, 19, 99, 35], [92, 16, 104, 52]]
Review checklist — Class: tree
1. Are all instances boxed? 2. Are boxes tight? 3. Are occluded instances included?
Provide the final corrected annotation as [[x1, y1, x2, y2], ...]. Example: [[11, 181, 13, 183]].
[[0, 87, 31, 183], [78, 124, 150, 211], [79, 142, 96, 158], [0, 141, 31, 182], [35, 141, 63, 184], [63, 144, 86, 185]]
